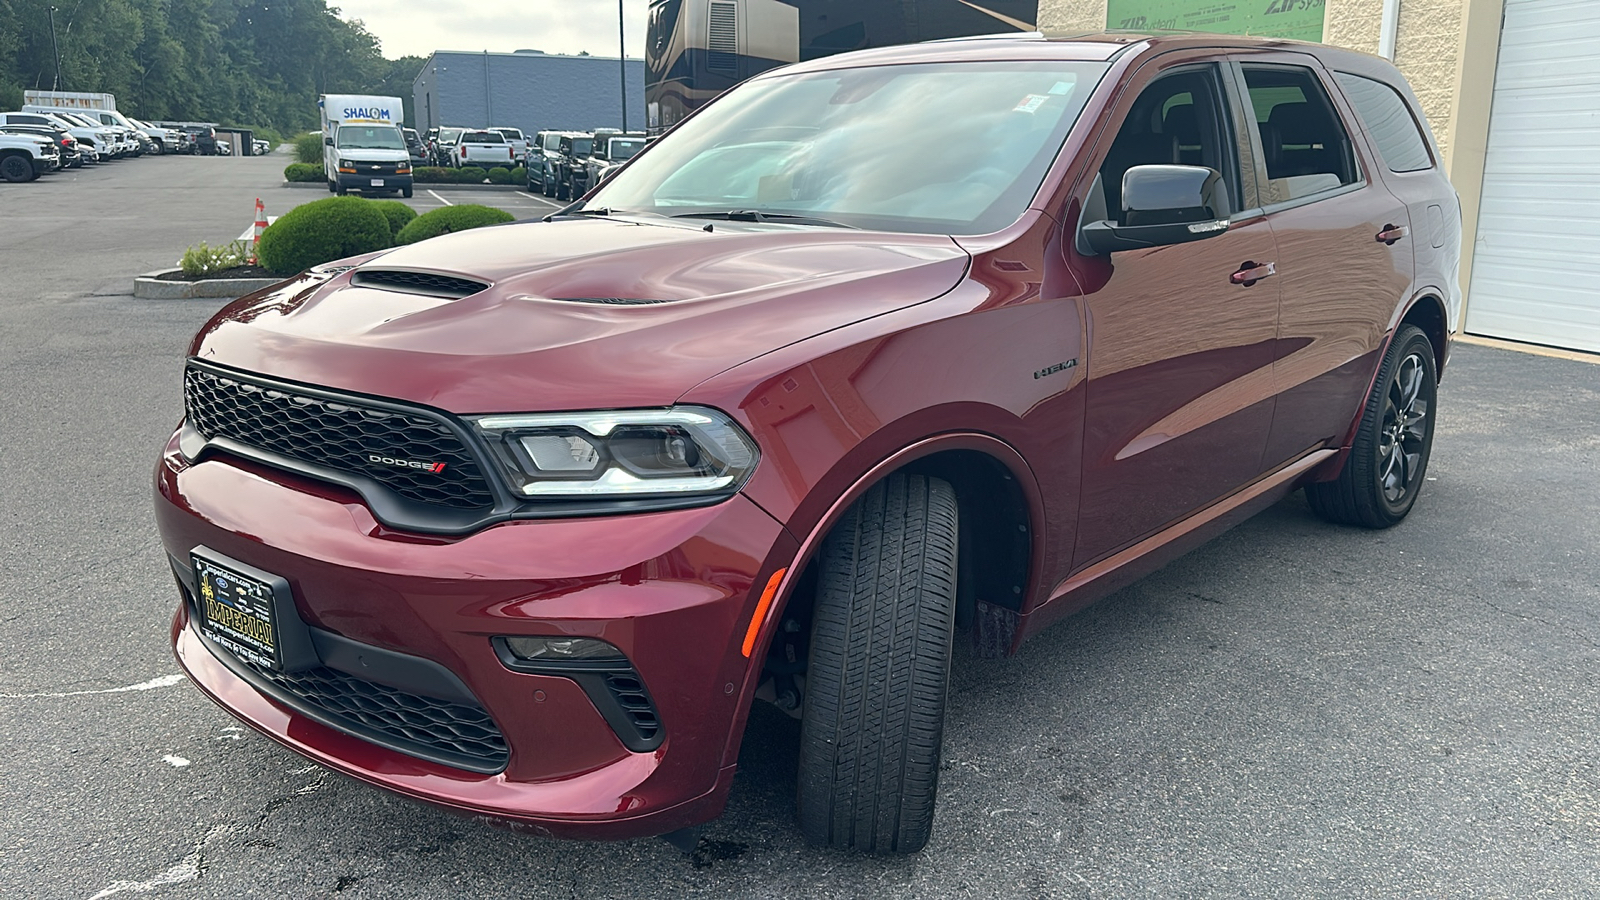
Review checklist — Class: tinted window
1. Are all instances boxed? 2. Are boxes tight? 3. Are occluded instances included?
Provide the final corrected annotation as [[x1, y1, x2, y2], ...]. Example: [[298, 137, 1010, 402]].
[[463, 131, 504, 143], [1243, 65, 1360, 203], [1334, 72, 1434, 173], [1095, 66, 1240, 220]]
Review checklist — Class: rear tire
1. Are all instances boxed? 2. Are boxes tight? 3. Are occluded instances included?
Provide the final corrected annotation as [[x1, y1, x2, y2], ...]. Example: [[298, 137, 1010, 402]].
[[1306, 324, 1437, 528], [797, 473, 959, 855]]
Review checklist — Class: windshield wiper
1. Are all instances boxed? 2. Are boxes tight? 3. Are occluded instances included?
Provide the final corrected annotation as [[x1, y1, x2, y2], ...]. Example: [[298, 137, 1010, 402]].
[[542, 203, 613, 222], [671, 210, 857, 229]]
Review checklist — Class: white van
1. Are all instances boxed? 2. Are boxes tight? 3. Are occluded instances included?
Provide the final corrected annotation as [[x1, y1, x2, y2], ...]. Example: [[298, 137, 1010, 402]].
[[319, 94, 412, 197]]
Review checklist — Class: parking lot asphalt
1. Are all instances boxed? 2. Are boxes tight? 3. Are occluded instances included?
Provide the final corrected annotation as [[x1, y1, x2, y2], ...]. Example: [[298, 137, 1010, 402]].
[[1, 152, 1597, 899]]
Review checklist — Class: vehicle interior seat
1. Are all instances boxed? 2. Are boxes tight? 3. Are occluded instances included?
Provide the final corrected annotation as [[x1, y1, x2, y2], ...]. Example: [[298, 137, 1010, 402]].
[[1099, 131, 1180, 220], [1162, 104, 1205, 167], [1260, 103, 1349, 199]]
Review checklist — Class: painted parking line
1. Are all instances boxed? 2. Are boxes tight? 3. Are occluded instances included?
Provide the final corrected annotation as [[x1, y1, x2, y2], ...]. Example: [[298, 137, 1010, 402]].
[[427, 189, 453, 206]]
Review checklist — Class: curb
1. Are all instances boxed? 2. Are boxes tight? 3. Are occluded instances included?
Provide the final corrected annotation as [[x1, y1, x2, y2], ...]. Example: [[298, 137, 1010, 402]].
[[133, 269, 285, 300], [280, 181, 526, 192]]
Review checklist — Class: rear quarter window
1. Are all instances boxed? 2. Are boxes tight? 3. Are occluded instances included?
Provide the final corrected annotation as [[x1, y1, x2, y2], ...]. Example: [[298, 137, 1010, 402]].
[[1334, 72, 1435, 173]]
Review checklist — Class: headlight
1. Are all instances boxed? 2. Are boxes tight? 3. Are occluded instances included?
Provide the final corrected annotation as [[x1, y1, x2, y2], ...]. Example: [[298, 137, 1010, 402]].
[[472, 407, 758, 499], [337, 159, 356, 174]]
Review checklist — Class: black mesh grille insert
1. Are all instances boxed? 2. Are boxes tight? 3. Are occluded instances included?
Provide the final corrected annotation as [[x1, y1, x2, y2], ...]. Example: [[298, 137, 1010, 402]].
[[351, 270, 488, 297], [243, 657, 509, 771], [604, 672, 661, 745], [184, 366, 495, 511]]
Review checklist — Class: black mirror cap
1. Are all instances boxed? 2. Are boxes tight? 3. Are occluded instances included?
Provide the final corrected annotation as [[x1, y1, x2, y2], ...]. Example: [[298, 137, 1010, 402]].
[[323, 136, 334, 146], [1122, 164, 1222, 227]]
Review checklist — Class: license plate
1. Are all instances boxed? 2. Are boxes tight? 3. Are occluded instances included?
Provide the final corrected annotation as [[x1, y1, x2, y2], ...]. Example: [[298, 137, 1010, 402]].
[[193, 554, 280, 670], [370, 178, 384, 187]]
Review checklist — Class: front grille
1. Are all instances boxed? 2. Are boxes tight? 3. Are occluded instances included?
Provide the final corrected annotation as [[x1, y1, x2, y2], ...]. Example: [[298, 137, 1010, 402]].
[[352, 270, 488, 298], [242, 656, 509, 771], [184, 365, 495, 511]]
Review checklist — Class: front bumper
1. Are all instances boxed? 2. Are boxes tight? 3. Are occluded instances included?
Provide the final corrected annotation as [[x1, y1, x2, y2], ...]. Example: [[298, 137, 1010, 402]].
[[336, 171, 412, 192], [155, 432, 796, 838]]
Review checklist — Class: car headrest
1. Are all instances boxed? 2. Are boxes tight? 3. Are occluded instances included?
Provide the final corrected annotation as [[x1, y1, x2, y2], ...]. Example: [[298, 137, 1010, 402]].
[[1267, 103, 1330, 146], [1162, 105, 1201, 145]]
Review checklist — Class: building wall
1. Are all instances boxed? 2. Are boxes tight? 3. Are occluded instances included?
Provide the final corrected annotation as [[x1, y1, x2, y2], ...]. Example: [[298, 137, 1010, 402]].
[[412, 52, 647, 139], [1037, 0, 1468, 159]]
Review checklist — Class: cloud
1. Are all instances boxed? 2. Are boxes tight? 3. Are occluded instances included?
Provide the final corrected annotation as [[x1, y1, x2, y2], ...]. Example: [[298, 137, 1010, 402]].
[[334, 0, 651, 60]]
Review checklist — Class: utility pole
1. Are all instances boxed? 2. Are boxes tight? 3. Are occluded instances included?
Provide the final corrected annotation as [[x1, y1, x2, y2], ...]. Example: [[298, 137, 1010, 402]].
[[47, 6, 63, 91], [618, 0, 628, 132]]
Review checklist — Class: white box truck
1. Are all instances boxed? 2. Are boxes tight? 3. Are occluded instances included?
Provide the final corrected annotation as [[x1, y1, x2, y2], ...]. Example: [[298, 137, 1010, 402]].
[[320, 94, 412, 197]]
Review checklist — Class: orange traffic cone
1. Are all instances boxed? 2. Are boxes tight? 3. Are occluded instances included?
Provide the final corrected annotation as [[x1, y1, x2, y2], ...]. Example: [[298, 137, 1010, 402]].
[[250, 198, 267, 263]]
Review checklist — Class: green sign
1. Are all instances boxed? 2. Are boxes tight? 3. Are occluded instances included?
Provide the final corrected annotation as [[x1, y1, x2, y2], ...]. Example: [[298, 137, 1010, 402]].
[[1106, 0, 1326, 42]]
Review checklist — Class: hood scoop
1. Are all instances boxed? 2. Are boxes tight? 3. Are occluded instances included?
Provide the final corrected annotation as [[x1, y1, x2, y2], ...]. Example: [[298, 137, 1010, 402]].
[[550, 296, 673, 306], [351, 270, 489, 298]]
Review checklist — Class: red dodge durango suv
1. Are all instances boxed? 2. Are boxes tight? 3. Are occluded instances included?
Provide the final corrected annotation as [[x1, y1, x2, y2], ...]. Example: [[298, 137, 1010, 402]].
[[155, 32, 1460, 854]]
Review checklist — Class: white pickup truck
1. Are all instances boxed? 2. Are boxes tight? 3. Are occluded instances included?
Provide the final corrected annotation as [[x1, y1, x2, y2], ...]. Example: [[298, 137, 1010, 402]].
[[450, 129, 517, 169], [0, 132, 61, 182]]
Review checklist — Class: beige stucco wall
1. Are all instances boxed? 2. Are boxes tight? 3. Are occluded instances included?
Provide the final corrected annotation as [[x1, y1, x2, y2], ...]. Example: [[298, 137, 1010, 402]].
[[1037, 0, 1107, 33]]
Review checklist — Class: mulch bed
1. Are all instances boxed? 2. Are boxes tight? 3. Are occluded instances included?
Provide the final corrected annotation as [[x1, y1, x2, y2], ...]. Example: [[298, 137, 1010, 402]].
[[155, 264, 277, 282]]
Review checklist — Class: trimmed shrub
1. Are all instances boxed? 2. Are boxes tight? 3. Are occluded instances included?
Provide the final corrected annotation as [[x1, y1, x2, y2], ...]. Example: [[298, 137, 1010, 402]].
[[452, 166, 487, 184], [372, 199, 417, 237], [413, 166, 451, 183], [257, 196, 392, 276], [284, 162, 324, 182], [395, 204, 514, 246], [180, 239, 248, 276], [486, 166, 512, 185], [293, 133, 323, 165], [510, 166, 527, 184]]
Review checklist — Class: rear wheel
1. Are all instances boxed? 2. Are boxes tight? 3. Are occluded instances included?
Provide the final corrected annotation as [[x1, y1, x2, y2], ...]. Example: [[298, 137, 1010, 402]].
[[0, 153, 35, 183], [797, 473, 959, 855], [1306, 324, 1437, 528]]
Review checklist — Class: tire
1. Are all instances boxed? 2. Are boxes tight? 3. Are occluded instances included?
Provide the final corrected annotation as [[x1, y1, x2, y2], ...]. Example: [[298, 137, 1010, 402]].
[[0, 153, 36, 183], [1306, 324, 1437, 528], [543, 177, 555, 198], [335, 182, 348, 196], [402, 186, 413, 199], [326, 178, 336, 194], [797, 473, 959, 855]]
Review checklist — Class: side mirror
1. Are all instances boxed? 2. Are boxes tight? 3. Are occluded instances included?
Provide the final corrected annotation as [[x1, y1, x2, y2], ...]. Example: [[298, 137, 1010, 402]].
[[323, 136, 334, 146], [1082, 164, 1230, 255]]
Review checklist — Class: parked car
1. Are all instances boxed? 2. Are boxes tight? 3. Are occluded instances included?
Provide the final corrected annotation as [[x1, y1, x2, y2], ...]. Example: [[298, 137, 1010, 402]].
[[489, 126, 530, 165], [153, 33, 1459, 856], [450, 128, 516, 169], [22, 105, 134, 157], [252, 139, 270, 156], [527, 130, 580, 195], [402, 127, 428, 165], [550, 132, 593, 199], [579, 133, 645, 193], [180, 124, 218, 155], [431, 127, 464, 166], [0, 113, 86, 166], [0, 131, 60, 181]]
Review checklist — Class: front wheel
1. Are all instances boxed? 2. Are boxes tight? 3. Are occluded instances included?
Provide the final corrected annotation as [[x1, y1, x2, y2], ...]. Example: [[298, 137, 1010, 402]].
[[797, 473, 959, 855], [0, 154, 36, 183], [401, 185, 413, 199], [1306, 324, 1437, 528]]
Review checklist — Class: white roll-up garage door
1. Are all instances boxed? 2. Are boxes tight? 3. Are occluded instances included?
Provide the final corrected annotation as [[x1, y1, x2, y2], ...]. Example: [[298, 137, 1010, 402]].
[[1467, 0, 1600, 353]]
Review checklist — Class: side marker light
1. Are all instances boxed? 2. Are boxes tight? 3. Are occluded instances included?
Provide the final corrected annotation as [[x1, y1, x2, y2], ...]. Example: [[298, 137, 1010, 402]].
[[740, 568, 788, 658]]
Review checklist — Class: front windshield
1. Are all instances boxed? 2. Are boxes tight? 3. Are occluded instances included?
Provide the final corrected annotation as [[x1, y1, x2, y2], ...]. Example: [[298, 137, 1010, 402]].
[[440, 127, 464, 143], [591, 60, 1106, 234], [610, 138, 645, 160], [337, 124, 406, 150], [569, 138, 594, 156], [543, 133, 564, 151]]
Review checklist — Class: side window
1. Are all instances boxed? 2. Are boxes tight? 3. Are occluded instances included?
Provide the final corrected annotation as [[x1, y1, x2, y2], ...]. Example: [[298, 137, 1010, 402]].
[[1242, 65, 1360, 203], [1334, 72, 1435, 173], [1093, 66, 1239, 223]]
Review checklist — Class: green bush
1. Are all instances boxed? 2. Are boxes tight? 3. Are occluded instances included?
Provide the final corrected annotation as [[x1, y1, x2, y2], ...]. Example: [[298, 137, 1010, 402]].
[[180, 239, 248, 276], [257, 196, 392, 276], [293, 133, 324, 165], [413, 166, 450, 183], [510, 166, 527, 184], [486, 166, 512, 185], [452, 166, 487, 184], [372, 199, 417, 237], [283, 162, 324, 182], [395, 204, 514, 246]]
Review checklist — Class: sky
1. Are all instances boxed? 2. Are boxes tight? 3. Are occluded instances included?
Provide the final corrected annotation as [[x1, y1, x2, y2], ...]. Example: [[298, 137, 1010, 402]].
[[333, 0, 652, 61]]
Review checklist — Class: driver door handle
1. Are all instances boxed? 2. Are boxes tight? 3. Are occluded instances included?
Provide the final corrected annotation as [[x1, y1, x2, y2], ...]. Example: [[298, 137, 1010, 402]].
[[1376, 224, 1409, 245], [1230, 261, 1276, 287]]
